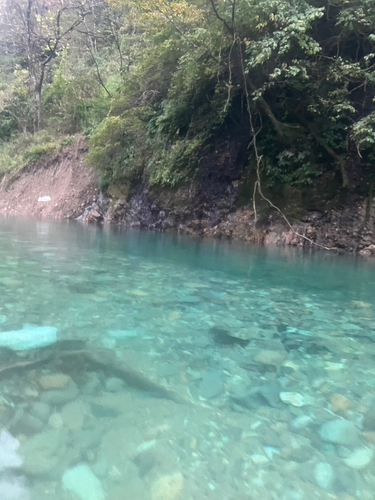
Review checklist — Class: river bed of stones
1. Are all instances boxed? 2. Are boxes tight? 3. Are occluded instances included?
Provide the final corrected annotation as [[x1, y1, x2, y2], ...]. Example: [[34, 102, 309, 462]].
[[0, 236, 375, 499]]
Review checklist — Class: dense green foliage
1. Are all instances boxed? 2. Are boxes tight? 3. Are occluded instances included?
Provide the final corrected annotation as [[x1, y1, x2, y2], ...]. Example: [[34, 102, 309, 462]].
[[0, 0, 374, 195]]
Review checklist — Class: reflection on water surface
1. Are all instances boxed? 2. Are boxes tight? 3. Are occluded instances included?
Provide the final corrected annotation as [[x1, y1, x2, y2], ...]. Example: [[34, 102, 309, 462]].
[[0, 215, 375, 500]]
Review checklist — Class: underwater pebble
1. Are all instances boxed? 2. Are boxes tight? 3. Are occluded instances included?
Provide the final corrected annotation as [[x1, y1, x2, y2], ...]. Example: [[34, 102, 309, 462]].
[[319, 419, 358, 445], [151, 472, 184, 500], [314, 462, 334, 490], [363, 431, 375, 443], [135, 439, 157, 455], [330, 394, 351, 412], [48, 413, 63, 429], [280, 392, 312, 407], [264, 446, 279, 460], [197, 370, 224, 400], [344, 448, 374, 469], [107, 329, 138, 338], [24, 387, 38, 398], [250, 454, 269, 465], [342, 323, 360, 331], [363, 408, 375, 431], [101, 338, 116, 349], [82, 373, 101, 396], [259, 383, 282, 408], [291, 415, 314, 430], [92, 459, 108, 478], [40, 381, 79, 405], [286, 445, 314, 463], [0, 475, 30, 500], [31, 402, 50, 422], [0, 430, 22, 470], [105, 377, 125, 392], [324, 362, 345, 371], [61, 401, 87, 430], [254, 349, 287, 367], [39, 373, 71, 390], [133, 439, 158, 476], [62, 464, 105, 500], [20, 428, 69, 475]]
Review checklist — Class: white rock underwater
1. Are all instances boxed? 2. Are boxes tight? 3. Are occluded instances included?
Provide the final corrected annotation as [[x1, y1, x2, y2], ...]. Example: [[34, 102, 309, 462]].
[[62, 464, 106, 500], [0, 476, 30, 500], [0, 430, 22, 471], [0, 430, 31, 500], [0, 324, 57, 350]]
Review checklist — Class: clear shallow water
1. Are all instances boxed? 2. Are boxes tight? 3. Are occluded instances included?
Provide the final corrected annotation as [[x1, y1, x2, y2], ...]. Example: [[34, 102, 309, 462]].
[[0, 216, 375, 499]]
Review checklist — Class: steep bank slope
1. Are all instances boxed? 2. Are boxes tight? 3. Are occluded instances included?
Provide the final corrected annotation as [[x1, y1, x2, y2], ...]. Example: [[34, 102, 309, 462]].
[[0, 141, 98, 219], [1, 143, 375, 256]]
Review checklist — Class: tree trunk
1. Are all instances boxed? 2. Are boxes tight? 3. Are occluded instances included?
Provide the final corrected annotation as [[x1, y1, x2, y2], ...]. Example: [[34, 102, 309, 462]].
[[34, 86, 42, 131]]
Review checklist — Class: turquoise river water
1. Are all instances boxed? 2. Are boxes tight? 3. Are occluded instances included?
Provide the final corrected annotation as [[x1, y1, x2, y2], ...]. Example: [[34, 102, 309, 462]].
[[0, 215, 375, 500]]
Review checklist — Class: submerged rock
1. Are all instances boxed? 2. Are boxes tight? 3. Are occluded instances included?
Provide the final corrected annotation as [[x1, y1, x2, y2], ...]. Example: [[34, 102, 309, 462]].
[[61, 400, 87, 430], [19, 428, 69, 475], [38, 373, 71, 390], [107, 329, 138, 338], [363, 408, 375, 431], [197, 370, 224, 400], [105, 377, 125, 392], [291, 415, 314, 430], [133, 440, 158, 477], [344, 448, 374, 469], [151, 472, 184, 500], [319, 419, 358, 445], [330, 393, 351, 412], [280, 392, 313, 407], [90, 403, 122, 419], [0, 430, 22, 471], [48, 413, 64, 429], [259, 383, 282, 408], [254, 349, 287, 367], [210, 327, 250, 347], [18, 413, 44, 433], [314, 462, 334, 490], [62, 464, 105, 500], [40, 380, 79, 406], [0, 475, 30, 500], [0, 325, 57, 350], [30, 402, 50, 422]]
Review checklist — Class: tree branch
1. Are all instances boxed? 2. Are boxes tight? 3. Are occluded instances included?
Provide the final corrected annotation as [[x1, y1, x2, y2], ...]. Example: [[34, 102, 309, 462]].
[[208, 0, 233, 35], [86, 38, 112, 97]]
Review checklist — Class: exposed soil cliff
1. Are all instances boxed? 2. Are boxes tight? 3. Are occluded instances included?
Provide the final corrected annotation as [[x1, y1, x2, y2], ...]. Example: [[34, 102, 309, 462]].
[[0, 140, 98, 219]]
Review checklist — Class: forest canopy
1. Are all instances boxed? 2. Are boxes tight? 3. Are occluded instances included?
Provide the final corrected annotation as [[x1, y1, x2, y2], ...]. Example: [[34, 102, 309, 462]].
[[0, 0, 374, 194]]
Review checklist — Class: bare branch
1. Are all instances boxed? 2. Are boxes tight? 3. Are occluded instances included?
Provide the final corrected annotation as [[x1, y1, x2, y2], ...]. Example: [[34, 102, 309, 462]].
[[208, 0, 233, 35]]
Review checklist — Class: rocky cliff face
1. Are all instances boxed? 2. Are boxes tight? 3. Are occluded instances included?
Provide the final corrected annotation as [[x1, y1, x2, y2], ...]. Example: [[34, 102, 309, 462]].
[[89, 178, 375, 256]]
